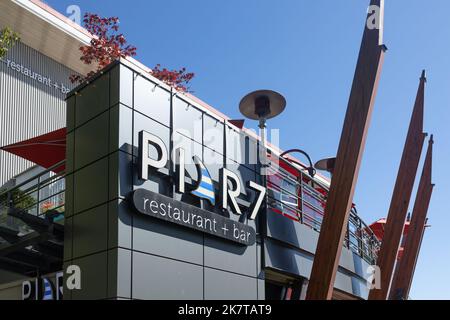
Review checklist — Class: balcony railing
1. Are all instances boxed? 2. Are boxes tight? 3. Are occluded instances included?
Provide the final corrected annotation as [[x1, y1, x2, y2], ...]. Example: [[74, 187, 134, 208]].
[[0, 160, 66, 242], [266, 156, 380, 265], [0, 160, 65, 276]]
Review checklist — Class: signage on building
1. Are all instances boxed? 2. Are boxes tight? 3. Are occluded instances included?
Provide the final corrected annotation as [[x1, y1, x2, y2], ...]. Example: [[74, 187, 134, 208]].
[[132, 130, 267, 245], [22, 272, 63, 300], [0, 57, 70, 94], [132, 189, 256, 245]]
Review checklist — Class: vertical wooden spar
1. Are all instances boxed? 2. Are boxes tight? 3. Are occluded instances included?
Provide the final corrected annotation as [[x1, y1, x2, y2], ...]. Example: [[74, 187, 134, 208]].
[[389, 136, 434, 300], [405, 218, 429, 298], [368, 71, 427, 300], [305, 0, 386, 300]]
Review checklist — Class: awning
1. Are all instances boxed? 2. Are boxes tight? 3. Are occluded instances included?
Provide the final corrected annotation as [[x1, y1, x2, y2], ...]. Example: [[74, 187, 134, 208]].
[[368, 218, 411, 260], [0, 128, 66, 174], [369, 218, 410, 241]]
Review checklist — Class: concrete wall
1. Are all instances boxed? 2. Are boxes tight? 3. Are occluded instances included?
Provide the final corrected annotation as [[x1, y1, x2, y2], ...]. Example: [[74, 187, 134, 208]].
[[64, 62, 264, 300], [0, 279, 23, 300], [0, 42, 76, 187]]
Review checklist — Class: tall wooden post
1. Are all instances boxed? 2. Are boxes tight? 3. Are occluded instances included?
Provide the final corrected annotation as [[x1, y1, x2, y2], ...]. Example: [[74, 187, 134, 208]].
[[368, 71, 427, 300], [305, 0, 386, 300], [389, 136, 434, 300]]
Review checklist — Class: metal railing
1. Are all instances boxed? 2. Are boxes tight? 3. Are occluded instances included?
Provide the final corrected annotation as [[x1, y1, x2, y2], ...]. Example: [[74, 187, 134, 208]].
[[0, 160, 66, 239], [266, 156, 380, 265]]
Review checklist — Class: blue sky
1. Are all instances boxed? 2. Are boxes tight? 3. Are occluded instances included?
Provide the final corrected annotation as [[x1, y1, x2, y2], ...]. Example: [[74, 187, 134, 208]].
[[44, 0, 450, 299]]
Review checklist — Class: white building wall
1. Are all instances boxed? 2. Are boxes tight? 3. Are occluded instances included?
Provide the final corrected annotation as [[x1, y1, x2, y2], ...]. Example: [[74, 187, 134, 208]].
[[0, 41, 76, 187]]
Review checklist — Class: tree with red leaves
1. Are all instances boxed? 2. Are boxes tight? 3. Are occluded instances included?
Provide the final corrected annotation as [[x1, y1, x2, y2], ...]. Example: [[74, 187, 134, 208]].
[[71, 13, 195, 93], [151, 64, 195, 93], [70, 13, 136, 83]]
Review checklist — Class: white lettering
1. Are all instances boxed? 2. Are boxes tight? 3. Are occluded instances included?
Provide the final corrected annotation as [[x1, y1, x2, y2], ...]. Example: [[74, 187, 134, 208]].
[[247, 181, 266, 220], [179, 304, 213, 318], [66, 5, 81, 25], [220, 168, 242, 215], [66, 265, 81, 290], [139, 131, 168, 180], [173, 207, 181, 220], [150, 200, 158, 214], [138, 130, 264, 220], [22, 280, 33, 300], [160, 203, 167, 216], [0, 58, 70, 94], [367, 265, 381, 290], [175, 148, 186, 193]]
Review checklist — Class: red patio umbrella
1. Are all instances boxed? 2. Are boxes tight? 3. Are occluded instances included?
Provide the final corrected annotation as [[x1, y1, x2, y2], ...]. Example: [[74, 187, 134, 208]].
[[368, 218, 411, 241], [0, 128, 67, 174], [368, 218, 411, 260]]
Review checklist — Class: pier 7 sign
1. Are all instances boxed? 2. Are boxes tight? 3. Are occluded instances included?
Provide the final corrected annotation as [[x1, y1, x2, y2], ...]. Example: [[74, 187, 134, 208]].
[[130, 130, 267, 246]]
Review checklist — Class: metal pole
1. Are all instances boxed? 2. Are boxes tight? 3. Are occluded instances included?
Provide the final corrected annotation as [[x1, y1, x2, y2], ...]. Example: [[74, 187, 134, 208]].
[[259, 118, 267, 175]]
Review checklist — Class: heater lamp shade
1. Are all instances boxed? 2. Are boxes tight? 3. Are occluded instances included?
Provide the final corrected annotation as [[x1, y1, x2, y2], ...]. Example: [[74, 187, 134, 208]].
[[239, 90, 286, 120], [315, 157, 336, 174]]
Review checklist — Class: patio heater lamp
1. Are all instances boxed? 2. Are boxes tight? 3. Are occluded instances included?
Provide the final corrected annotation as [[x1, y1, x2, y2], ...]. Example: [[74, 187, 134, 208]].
[[280, 149, 316, 178], [314, 157, 336, 175], [239, 90, 286, 173]]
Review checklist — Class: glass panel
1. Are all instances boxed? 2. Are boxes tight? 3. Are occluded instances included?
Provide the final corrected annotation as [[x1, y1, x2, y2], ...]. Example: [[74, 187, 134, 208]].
[[172, 132, 203, 184], [203, 114, 224, 155], [173, 97, 203, 144], [267, 166, 300, 221], [134, 75, 171, 125], [133, 111, 171, 170], [302, 203, 323, 231], [225, 126, 258, 171], [38, 174, 65, 217], [203, 146, 223, 183]]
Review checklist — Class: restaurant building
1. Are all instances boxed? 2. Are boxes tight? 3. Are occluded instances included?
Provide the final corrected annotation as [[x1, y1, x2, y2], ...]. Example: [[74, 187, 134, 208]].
[[0, 0, 380, 300]]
